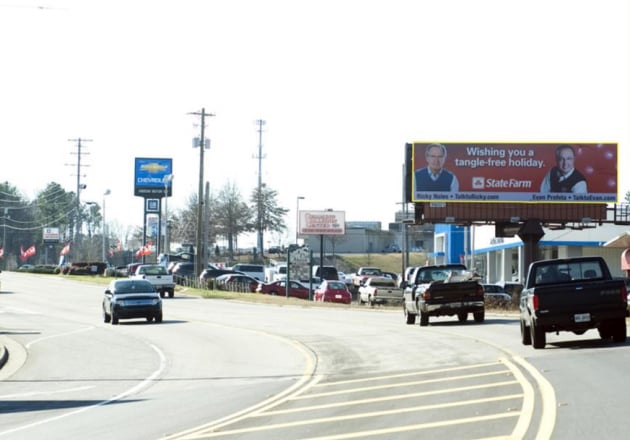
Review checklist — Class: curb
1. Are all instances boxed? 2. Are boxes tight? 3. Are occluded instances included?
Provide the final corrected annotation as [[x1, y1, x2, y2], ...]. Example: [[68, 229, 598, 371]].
[[0, 343, 7, 370]]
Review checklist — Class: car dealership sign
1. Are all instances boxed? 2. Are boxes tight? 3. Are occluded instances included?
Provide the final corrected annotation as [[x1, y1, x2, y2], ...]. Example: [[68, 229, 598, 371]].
[[298, 210, 346, 235]]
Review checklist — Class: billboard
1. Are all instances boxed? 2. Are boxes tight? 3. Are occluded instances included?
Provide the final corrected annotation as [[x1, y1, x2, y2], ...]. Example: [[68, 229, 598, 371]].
[[299, 210, 346, 235], [134, 158, 173, 197], [410, 142, 617, 204]]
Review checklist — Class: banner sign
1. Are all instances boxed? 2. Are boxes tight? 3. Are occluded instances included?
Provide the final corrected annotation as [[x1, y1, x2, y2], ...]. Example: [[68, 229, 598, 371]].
[[134, 158, 173, 197], [411, 142, 617, 203], [299, 210, 346, 235]]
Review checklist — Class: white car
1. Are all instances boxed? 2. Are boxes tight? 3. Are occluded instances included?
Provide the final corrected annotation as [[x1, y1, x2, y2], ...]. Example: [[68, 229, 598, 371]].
[[338, 271, 353, 286]]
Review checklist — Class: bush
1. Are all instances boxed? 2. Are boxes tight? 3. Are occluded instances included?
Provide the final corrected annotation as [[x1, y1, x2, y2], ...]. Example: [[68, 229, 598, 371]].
[[62, 262, 108, 276]]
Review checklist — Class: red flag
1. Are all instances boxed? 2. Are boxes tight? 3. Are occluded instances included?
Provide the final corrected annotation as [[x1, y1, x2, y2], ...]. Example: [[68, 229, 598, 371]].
[[20, 244, 36, 262], [0, 247, 4, 258], [135, 244, 153, 258], [60, 243, 70, 256]]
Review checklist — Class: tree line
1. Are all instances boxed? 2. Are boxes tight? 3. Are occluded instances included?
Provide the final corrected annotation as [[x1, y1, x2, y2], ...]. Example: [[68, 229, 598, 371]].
[[0, 180, 288, 267]]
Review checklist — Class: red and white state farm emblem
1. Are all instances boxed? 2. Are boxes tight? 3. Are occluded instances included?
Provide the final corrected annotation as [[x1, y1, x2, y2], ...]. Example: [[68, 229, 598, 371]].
[[472, 177, 485, 189]]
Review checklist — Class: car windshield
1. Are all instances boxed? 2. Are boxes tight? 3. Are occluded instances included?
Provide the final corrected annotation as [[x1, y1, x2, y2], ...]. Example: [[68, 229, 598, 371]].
[[114, 280, 154, 294]]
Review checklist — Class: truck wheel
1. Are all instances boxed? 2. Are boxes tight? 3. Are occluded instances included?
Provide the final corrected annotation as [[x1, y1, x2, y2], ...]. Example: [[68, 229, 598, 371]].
[[419, 311, 429, 327], [520, 319, 532, 345], [405, 307, 416, 325], [473, 310, 485, 323], [457, 312, 468, 322], [168, 290, 174, 298], [111, 312, 119, 325], [103, 308, 111, 323], [155, 312, 163, 323], [530, 320, 546, 349], [612, 318, 627, 343], [159, 291, 165, 298], [359, 296, 365, 305]]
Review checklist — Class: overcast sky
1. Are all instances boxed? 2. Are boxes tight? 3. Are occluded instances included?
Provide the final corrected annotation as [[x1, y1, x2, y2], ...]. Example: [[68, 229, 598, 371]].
[[1, 0, 628, 247]]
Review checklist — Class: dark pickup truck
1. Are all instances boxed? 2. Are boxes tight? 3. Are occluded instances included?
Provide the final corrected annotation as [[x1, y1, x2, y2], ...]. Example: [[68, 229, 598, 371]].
[[519, 256, 628, 349], [403, 264, 485, 326]]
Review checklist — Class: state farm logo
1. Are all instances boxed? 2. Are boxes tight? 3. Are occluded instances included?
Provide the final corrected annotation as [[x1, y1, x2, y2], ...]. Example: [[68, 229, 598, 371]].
[[472, 177, 485, 189]]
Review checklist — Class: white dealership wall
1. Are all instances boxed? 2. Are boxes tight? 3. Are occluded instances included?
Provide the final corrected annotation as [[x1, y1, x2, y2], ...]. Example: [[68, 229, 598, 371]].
[[472, 223, 630, 283]]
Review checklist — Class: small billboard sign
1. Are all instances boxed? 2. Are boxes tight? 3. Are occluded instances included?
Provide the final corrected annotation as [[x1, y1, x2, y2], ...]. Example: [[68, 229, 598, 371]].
[[42, 227, 60, 243], [299, 210, 346, 235]]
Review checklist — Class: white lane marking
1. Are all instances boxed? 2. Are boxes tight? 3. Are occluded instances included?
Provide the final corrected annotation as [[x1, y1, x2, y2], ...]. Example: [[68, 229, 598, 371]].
[[0, 306, 41, 315], [25, 326, 94, 348], [0, 386, 94, 399], [0, 343, 166, 438]]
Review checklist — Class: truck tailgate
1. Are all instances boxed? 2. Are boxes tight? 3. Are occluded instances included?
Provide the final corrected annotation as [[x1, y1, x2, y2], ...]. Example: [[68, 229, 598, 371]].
[[535, 280, 625, 311], [426, 281, 482, 303]]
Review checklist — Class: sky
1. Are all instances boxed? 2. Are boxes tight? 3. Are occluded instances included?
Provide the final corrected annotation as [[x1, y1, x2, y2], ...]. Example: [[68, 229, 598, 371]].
[[1, 0, 628, 248]]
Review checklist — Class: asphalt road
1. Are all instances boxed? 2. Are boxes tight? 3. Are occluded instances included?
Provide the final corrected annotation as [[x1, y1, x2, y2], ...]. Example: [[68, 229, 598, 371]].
[[1, 271, 628, 439]]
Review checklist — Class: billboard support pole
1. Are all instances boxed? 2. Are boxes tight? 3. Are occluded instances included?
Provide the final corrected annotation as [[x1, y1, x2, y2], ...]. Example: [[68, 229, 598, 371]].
[[518, 219, 545, 273]]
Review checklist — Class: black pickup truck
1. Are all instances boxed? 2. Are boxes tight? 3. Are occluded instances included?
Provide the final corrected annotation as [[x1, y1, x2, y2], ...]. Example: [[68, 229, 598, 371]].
[[403, 264, 485, 326], [519, 256, 628, 349]]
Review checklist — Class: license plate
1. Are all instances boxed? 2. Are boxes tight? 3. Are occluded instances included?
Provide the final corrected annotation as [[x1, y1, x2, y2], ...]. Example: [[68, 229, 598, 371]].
[[335, 294, 342, 299], [574, 313, 591, 323]]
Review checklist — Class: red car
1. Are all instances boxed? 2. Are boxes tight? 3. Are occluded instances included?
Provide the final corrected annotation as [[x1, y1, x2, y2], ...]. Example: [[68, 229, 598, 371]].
[[256, 280, 311, 300], [314, 280, 352, 304]]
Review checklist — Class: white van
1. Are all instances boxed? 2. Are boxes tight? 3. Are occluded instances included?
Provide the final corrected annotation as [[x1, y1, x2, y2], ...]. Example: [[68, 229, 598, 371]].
[[231, 263, 266, 282], [273, 264, 288, 282]]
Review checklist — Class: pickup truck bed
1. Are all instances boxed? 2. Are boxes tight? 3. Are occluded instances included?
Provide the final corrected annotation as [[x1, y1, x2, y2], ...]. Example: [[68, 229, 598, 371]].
[[131, 264, 176, 298], [358, 276, 403, 306]]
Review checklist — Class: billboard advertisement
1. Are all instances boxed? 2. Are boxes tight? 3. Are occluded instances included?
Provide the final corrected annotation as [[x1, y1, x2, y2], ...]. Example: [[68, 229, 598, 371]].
[[411, 142, 617, 204], [134, 158, 173, 197], [299, 210, 346, 235]]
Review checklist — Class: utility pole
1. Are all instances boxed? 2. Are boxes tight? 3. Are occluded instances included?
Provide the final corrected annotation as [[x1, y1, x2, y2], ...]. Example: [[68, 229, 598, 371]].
[[254, 119, 266, 261], [189, 108, 214, 277], [67, 138, 91, 255]]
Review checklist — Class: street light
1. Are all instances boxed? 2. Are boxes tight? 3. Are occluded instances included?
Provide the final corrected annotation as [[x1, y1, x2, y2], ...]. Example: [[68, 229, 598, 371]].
[[102, 189, 111, 263], [163, 174, 174, 260], [296, 196, 305, 244]]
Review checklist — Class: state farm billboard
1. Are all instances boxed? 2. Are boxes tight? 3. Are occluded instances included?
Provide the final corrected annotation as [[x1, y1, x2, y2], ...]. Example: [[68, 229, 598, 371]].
[[411, 142, 618, 203], [298, 210, 346, 235]]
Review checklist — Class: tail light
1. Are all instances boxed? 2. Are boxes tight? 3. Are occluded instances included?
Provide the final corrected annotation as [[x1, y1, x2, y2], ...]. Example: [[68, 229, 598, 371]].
[[532, 294, 539, 311], [373, 288, 378, 297], [422, 288, 431, 300], [476, 285, 484, 297]]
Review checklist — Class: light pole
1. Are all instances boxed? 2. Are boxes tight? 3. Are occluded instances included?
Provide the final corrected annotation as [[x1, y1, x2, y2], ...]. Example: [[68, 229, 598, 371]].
[[163, 174, 174, 260], [102, 189, 111, 263], [296, 196, 304, 244], [2, 208, 8, 270]]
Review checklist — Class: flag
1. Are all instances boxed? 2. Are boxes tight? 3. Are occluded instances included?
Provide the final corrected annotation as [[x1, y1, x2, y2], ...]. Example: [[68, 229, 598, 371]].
[[0, 247, 3, 258], [135, 243, 153, 257], [20, 244, 36, 262], [60, 242, 70, 256]]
